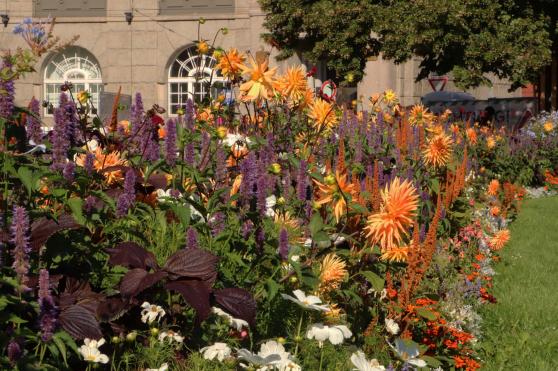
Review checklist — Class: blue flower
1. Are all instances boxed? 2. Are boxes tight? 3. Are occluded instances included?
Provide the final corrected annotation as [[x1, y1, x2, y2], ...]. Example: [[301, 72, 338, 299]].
[[13, 24, 24, 35], [23, 17, 33, 25]]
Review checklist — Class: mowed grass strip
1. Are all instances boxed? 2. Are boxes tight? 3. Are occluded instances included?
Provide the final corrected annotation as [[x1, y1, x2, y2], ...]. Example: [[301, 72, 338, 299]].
[[480, 196, 558, 370]]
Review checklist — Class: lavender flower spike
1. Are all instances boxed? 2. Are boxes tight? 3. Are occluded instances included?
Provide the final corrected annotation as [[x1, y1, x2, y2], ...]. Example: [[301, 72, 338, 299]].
[[165, 118, 178, 166], [278, 228, 289, 260], [11, 206, 30, 287], [116, 169, 136, 217], [27, 97, 42, 144], [38, 269, 58, 341], [0, 57, 15, 118]]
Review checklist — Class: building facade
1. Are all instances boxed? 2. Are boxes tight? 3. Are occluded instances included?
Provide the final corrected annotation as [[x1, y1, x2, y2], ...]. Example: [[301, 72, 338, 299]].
[[0, 0, 523, 122]]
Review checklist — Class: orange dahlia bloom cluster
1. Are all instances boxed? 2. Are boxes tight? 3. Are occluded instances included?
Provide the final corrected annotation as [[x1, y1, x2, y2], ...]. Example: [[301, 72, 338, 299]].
[[274, 66, 313, 107], [75, 148, 126, 184], [319, 253, 347, 292], [365, 177, 419, 250], [215, 48, 246, 79], [238, 56, 277, 101], [409, 104, 434, 126], [308, 98, 338, 132]]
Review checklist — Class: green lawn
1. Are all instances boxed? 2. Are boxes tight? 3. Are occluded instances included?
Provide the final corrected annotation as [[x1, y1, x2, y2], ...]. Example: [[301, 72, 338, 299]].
[[480, 196, 558, 370]]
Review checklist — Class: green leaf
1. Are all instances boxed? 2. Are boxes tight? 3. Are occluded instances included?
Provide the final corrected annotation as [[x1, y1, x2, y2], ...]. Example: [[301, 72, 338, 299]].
[[17, 167, 38, 195], [67, 198, 86, 225], [8, 314, 28, 324], [308, 214, 324, 235], [360, 270, 385, 292], [422, 355, 441, 368], [266, 278, 280, 300], [416, 307, 437, 321], [52, 333, 68, 366], [313, 231, 331, 248]]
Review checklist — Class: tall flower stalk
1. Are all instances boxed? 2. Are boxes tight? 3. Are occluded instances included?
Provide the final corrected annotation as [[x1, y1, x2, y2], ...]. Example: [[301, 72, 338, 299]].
[[10, 206, 30, 289]]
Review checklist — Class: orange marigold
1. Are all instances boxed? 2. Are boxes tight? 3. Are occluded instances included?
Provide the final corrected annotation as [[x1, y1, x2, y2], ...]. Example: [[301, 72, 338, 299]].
[[365, 177, 419, 250], [423, 133, 453, 168], [490, 229, 510, 251]]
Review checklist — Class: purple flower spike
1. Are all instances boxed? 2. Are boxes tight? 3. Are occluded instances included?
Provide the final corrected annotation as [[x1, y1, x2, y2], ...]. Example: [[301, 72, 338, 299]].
[[11, 206, 30, 287], [84, 152, 95, 175], [63, 161, 75, 182], [278, 228, 289, 260], [296, 160, 308, 202], [0, 57, 15, 118], [38, 269, 58, 342], [186, 227, 199, 249], [26, 97, 42, 144], [116, 169, 136, 217], [165, 118, 178, 166]]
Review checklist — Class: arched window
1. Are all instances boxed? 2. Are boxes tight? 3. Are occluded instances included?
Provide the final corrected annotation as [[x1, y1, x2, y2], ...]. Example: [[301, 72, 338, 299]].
[[168, 46, 228, 115], [44, 47, 103, 115]]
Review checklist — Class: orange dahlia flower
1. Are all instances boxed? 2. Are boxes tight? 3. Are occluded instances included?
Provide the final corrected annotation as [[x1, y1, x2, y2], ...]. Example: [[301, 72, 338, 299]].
[[319, 253, 347, 292], [490, 229, 510, 250], [314, 171, 356, 222], [487, 179, 500, 196], [308, 98, 338, 132], [380, 245, 410, 263], [423, 133, 453, 168], [365, 177, 419, 250], [75, 148, 126, 185], [216, 48, 246, 79], [238, 57, 277, 101], [409, 104, 434, 126], [274, 66, 308, 105]]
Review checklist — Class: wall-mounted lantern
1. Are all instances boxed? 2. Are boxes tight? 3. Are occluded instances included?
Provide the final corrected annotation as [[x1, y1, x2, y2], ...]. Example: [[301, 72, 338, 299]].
[[124, 11, 133, 25], [1, 14, 9, 28]]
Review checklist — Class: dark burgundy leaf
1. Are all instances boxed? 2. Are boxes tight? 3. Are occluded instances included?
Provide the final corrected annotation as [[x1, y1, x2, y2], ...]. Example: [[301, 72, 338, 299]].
[[97, 297, 129, 322], [60, 304, 103, 340], [119, 268, 166, 297], [164, 249, 219, 280], [166, 280, 211, 321], [0, 229, 9, 243], [59, 278, 104, 312], [147, 173, 167, 190], [214, 288, 257, 327], [107, 242, 159, 270], [30, 214, 80, 251]]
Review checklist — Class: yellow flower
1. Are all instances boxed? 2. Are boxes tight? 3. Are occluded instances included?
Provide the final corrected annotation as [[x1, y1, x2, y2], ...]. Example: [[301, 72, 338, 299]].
[[197, 40, 209, 55], [365, 177, 419, 250], [383, 89, 398, 105], [77, 91, 90, 105], [314, 171, 356, 222], [422, 133, 453, 168], [486, 136, 496, 149], [216, 48, 246, 79], [274, 66, 308, 105], [319, 253, 347, 292], [216, 126, 228, 139], [308, 98, 338, 132], [238, 57, 277, 101], [544, 121, 554, 132]]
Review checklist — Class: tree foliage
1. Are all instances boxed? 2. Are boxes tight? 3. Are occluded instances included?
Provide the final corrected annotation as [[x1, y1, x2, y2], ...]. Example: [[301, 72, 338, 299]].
[[259, 0, 555, 90]]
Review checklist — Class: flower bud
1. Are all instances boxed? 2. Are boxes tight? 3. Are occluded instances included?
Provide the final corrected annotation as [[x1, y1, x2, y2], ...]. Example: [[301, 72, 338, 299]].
[[198, 17, 206, 24], [289, 276, 298, 283], [277, 337, 286, 344], [111, 336, 121, 344], [269, 163, 281, 175], [216, 126, 228, 139], [126, 331, 137, 342], [150, 327, 159, 337], [277, 196, 286, 205], [324, 174, 336, 185]]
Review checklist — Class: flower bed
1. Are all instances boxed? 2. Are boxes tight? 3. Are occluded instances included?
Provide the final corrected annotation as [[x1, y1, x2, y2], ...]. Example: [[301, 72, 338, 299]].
[[0, 19, 556, 371]]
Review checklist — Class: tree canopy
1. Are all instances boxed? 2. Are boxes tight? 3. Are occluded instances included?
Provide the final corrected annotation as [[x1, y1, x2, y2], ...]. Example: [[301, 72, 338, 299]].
[[259, 0, 556, 92]]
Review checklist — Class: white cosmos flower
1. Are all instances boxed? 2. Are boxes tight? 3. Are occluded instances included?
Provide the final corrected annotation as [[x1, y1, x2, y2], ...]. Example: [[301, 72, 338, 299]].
[[306, 323, 352, 347], [350, 351, 386, 371], [200, 342, 232, 362], [281, 290, 330, 312], [237, 348, 281, 368], [265, 195, 277, 217], [212, 307, 249, 331], [222, 133, 251, 147], [23, 144, 47, 155], [257, 340, 301, 371], [140, 302, 166, 324], [145, 363, 169, 371], [155, 188, 182, 202], [389, 338, 427, 368], [79, 338, 109, 364], [158, 330, 184, 343], [86, 139, 99, 151], [385, 318, 400, 335]]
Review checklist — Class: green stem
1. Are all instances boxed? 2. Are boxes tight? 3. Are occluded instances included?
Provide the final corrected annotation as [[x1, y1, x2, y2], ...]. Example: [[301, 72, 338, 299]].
[[318, 345, 324, 371], [38, 343, 47, 366], [293, 311, 304, 357]]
